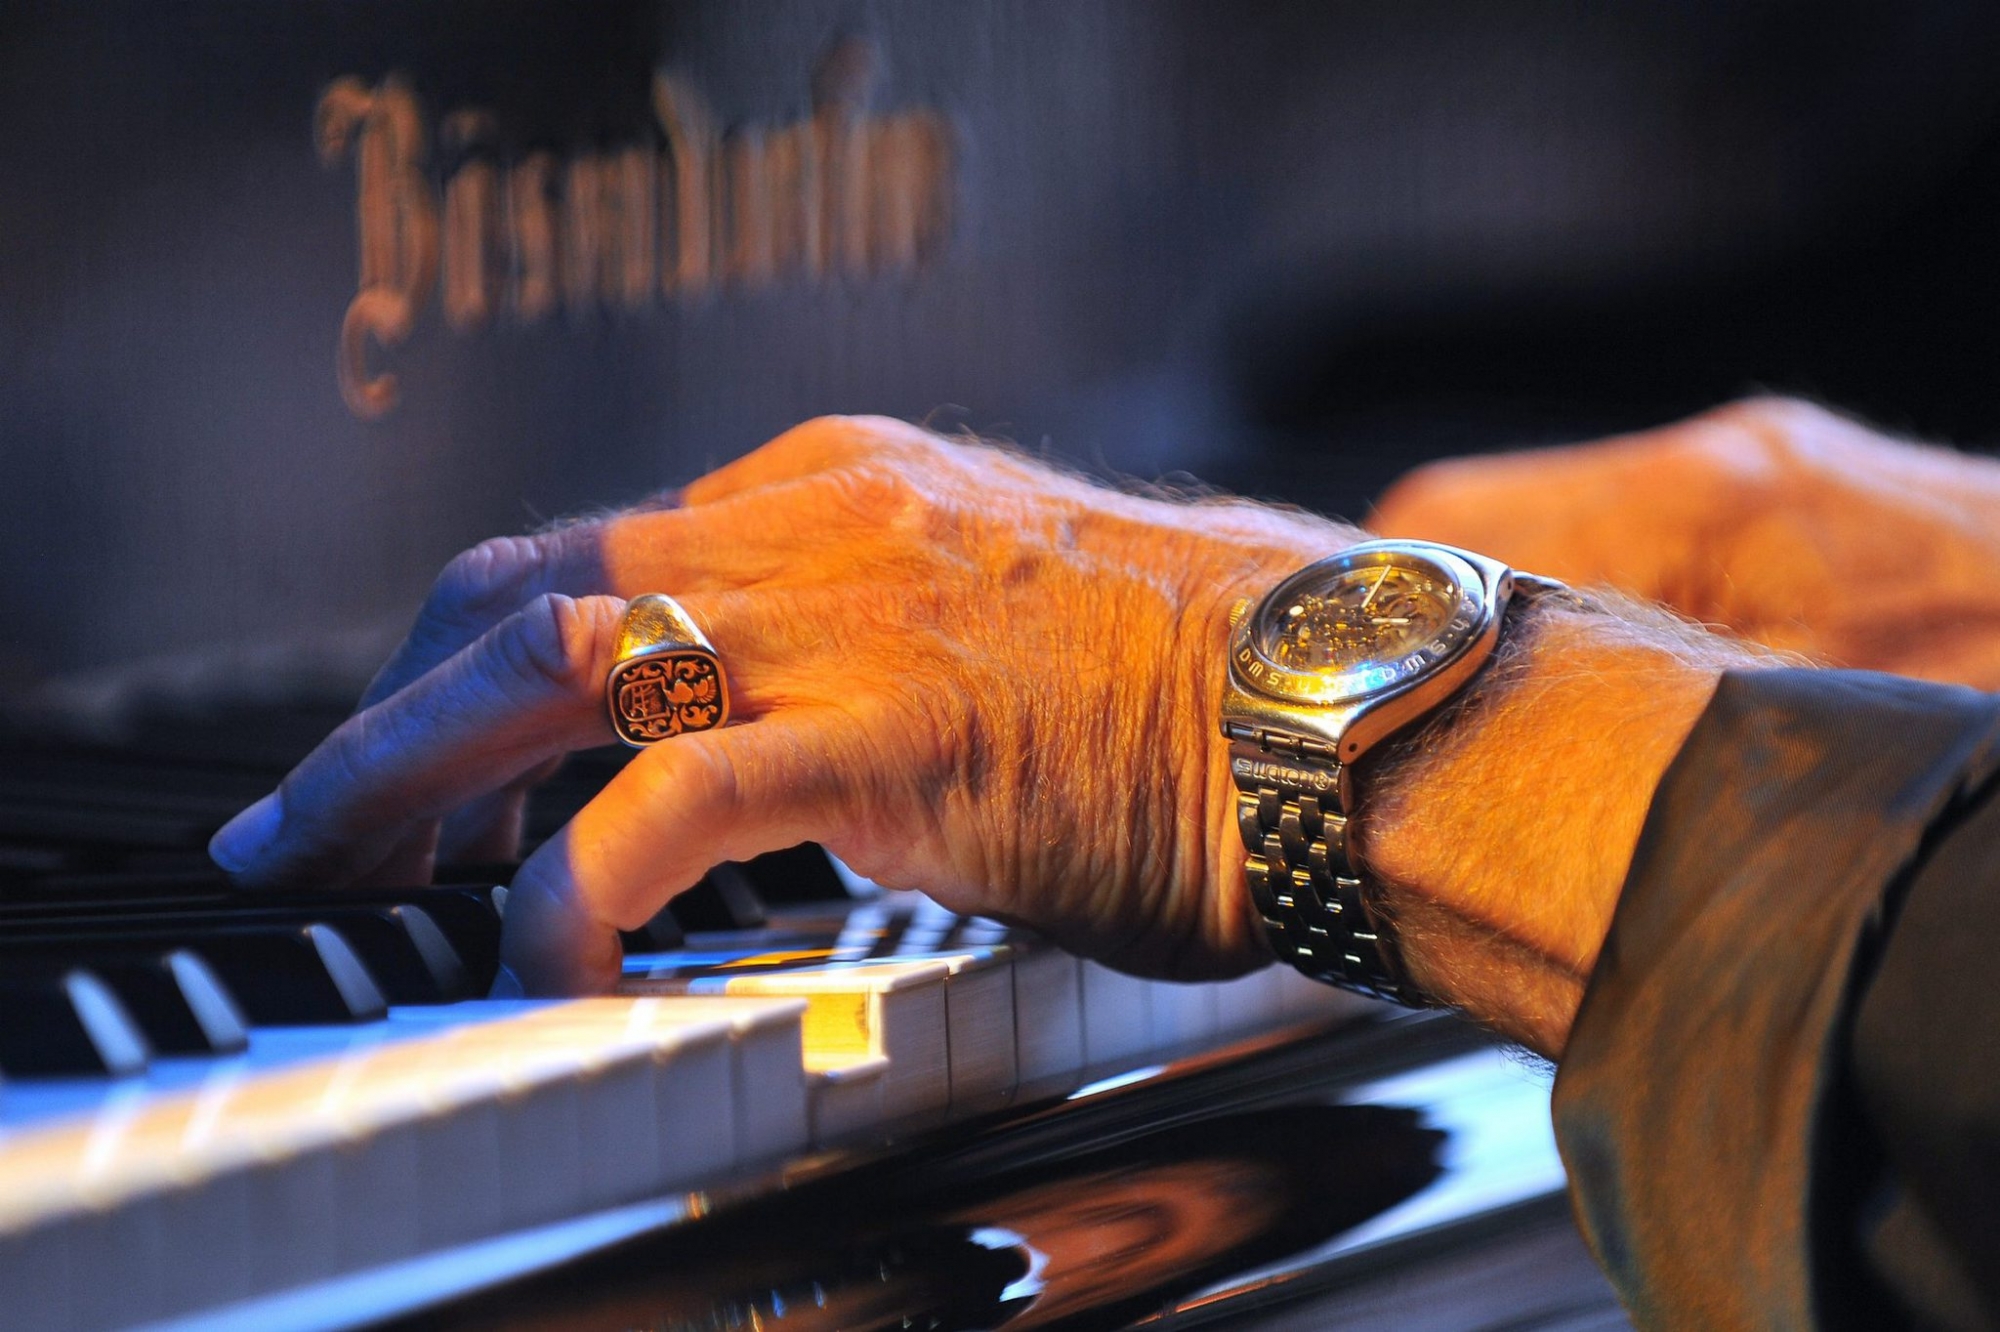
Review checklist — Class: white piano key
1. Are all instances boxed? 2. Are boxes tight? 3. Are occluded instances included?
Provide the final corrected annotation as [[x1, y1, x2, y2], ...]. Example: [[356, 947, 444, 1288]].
[[447, 1041, 589, 1234], [1147, 978, 1220, 1051], [0, 1081, 267, 1330], [916, 948, 1018, 1113], [1270, 964, 1379, 1024], [1078, 961, 1154, 1068], [378, 1021, 642, 1219], [1010, 949, 1084, 1090], [317, 1042, 508, 1255], [73, 1081, 260, 1325], [0, 993, 814, 1325], [0, 1209, 77, 1332], [496, 1000, 739, 1190], [0, 1128, 106, 1332], [227, 1058, 429, 1275], [1211, 966, 1285, 1035], [608, 995, 811, 1168], [643, 960, 953, 1133], [807, 1057, 887, 1144]]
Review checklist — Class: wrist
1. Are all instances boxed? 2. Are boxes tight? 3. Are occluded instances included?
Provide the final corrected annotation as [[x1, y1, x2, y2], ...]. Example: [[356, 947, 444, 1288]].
[[1174, 517, 1366, 976], [1356, 592, 1757, 1054]]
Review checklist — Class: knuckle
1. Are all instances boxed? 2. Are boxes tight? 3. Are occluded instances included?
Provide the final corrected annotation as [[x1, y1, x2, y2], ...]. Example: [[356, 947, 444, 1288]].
[[823, 461, 928, 527], [1677, 398, 1819, 488], [286, 709, 397, 844], [756, 415, 867, 471], [430, 536, 547, 625], [624, 740, 745, 848], [682, 739, 745, 817], [493, 592, 605, 696]]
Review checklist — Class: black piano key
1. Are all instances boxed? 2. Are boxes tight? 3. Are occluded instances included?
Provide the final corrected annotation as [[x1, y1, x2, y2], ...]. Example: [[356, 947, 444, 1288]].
[[86, 950, 249, 1056], [0, 966, 151, 1076], [619, 906, 686, 953], [187, 924, 387, 1024], [379, 904, 471, 1002], [1, 903, 468, 1006], [0, 923, 386, 1024], [735, 842, 854, 905], [669, 867, 767, 931], [0, 876, 506, 996], [216, 903, 465, 1005], [387, 887, 503, 987]]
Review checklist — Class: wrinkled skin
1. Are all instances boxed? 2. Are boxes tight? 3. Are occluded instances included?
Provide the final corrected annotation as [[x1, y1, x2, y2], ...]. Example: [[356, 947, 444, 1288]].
[[214, 398, 2000, 1001], [213, 416, 1351, 993], [1373, 397, 2000, 689]]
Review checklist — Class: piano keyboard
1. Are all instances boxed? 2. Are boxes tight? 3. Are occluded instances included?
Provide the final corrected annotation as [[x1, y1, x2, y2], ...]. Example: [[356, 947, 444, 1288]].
[[0, 700, 1372, 1331]]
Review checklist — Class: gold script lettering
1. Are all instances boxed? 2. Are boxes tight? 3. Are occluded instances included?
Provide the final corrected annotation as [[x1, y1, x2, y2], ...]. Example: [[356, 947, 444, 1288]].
[[508, 153, 559, 323], [441, 110, 500, 331], [317, 41, 956, 417], [316, 76, 440, 419]]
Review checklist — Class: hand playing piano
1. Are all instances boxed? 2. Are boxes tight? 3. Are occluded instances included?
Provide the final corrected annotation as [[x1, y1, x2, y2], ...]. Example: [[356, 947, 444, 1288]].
[[210, 400, 1988, 1050], [1370, 396, 2000, 690], [210, 416, 1351, 996]]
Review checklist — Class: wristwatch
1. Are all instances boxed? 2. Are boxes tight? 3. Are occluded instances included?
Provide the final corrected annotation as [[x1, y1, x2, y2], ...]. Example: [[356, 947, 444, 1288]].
[[1220, 539, 1540, 1004]]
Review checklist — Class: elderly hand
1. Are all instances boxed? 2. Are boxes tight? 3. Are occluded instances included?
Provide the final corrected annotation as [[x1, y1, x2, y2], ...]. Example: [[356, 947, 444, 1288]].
[[209, 416, 1350, 994], [1371, 397, 2000, 689]]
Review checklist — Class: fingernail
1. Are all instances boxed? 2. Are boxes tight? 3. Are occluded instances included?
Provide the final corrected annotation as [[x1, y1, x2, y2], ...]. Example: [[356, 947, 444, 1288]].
[[488, 963, 526, 1000], [210, 793, 282, 874]]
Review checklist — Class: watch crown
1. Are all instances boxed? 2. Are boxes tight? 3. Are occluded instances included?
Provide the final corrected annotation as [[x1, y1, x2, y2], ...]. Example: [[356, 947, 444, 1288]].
[[1227, 597, 1252, 628]]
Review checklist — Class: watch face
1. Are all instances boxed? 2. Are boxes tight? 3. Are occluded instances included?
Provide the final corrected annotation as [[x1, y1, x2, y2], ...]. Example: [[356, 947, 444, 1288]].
[[1236, 545, 1488, 704]]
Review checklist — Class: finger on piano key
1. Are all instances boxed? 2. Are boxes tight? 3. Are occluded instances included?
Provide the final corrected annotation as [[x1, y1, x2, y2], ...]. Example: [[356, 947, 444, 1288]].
[[619, 905, 687, 953]]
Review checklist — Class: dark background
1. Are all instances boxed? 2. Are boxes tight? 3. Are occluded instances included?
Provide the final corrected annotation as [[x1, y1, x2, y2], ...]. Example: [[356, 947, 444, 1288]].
[[7, 1, 2000, 691]]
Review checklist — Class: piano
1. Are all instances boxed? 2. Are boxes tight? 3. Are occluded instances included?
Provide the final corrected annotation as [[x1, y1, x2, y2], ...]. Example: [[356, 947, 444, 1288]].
[[9, 1, 1996, 1326], [0, 684, 1616, 1330]]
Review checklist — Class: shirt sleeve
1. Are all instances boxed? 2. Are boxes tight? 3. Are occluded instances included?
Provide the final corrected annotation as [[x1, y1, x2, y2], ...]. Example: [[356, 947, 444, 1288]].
[[1551, 668, 2000, 1330]]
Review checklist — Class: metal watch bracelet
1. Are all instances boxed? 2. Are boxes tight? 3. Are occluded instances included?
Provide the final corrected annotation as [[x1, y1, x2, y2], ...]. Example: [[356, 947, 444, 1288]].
[[1226, 730, 1411, 1004]]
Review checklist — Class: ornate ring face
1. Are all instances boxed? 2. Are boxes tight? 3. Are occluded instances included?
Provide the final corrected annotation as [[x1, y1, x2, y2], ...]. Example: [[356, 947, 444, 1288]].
[[607, 650, 729, 745], [606, 594, 731, 747]]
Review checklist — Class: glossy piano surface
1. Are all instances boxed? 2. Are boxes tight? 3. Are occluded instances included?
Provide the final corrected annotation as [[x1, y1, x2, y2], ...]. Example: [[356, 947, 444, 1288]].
[[0, 694, 1624, 1330]]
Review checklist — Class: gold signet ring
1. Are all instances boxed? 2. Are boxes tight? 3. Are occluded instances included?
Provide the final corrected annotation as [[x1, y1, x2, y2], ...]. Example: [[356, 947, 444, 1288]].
[[605, 594, 731, 747]]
